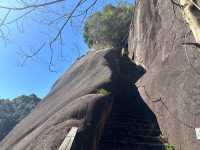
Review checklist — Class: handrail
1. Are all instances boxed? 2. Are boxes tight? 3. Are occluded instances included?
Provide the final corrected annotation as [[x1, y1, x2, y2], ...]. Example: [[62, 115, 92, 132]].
[[58, 127, 78, 150]]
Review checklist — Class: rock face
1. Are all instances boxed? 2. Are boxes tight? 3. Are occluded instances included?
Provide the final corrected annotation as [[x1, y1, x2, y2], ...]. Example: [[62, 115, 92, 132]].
[[3, 0, 200, 149], [0, 48, 120, 150], [0, 47, 164, 150], [0, 94, 41, 142], [129, 0, 200, 149]]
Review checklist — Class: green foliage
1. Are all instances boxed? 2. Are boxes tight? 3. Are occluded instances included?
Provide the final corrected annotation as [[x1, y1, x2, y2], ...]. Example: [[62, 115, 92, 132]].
[[96, 88, 109, 95], [84, 4, 133, 49], [165, 144, 175, 150], [0, 94, 41, 141]]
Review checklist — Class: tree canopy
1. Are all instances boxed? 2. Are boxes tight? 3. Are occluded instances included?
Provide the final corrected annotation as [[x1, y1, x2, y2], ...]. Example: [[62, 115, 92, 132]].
[[83, 4, 133, 49], [0, 94, 41, 141]]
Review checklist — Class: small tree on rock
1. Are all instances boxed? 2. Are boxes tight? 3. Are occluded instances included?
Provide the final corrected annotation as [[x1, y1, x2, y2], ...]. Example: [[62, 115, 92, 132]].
[[83, 4, 133, 49]]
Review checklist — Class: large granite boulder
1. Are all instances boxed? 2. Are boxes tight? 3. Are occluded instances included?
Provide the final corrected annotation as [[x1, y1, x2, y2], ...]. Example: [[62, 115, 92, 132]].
[[0, 45, 162, 150], [0, 48, 121, 150], [129, 0, 200, 149]]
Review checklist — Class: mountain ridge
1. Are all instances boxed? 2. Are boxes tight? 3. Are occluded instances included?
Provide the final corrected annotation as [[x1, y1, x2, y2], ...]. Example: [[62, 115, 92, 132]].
[[0, 94, 41, 142]]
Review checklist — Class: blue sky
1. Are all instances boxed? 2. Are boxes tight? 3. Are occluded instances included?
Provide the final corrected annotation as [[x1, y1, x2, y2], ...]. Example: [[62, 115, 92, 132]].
[[0, 0, 133, 99]]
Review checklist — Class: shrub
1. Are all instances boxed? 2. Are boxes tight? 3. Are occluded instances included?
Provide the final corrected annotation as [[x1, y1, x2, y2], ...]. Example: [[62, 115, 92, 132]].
[[84, 4, 133, 49], [96, 88, 109, 95], [165, 144, 175, 150]]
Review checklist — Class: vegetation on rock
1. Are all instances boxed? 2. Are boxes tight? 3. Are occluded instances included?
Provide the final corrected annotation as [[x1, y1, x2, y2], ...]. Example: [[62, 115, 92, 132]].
[[96, 88, 109, 95], [83, 4, 133, 49], [165, 144, 175, 150], [0, 94, 41, 141]]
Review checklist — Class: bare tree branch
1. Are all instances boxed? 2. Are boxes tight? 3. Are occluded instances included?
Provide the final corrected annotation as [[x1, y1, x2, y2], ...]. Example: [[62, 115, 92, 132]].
[[191, 0, 200, 11], [0, 9, 11, 27], [0, 0, 109, 70], [49, 0, 84, 46], [4, 8, 35, 26], [0, 0, 65, 11], [19, 42, 46, 66]]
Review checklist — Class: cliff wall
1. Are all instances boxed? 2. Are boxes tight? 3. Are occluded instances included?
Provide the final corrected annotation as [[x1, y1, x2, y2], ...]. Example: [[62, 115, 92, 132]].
[[129, 0, 200, 149]]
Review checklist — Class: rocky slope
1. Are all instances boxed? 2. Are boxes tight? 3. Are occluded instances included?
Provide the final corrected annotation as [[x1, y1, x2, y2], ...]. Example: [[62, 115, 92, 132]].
[[0, 94, 41, 142], [129, 0, 200, 149], [0, 48, 119, 150], [0, 48, 164, 150], [1, 0, 200, 149]]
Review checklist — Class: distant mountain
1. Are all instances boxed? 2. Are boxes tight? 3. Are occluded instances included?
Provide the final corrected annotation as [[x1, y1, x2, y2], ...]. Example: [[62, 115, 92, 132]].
[[0, 94, 41, 141]]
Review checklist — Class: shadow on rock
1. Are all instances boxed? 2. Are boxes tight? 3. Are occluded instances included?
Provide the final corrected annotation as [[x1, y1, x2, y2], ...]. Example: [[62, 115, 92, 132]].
[[97, 50, 165, 150]]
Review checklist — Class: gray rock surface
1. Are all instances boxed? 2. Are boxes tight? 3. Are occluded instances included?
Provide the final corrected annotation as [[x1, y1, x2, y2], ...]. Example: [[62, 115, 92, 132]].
[[129, 0, 200, 149], [3, 0, 200, 149], [0, 48, 121, 150]]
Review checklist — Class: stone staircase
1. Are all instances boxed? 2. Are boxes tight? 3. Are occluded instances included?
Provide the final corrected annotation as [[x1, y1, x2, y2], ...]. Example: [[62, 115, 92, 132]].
[[97, 97, 165, 150], [97, 56, 166, 150]]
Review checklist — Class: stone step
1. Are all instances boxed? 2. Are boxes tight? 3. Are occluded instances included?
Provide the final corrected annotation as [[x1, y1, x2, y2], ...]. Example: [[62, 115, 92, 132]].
[[105, 127, 156, 133], [101, 128, 160, 137], [108, 119, 156, 126], [109, 113, 153, 119], [100, 135, 161, 144], [109, 116, 153, 123], [104, 123, 157, 131], [103, 124, 157, 130], [97, 143, 166, 150], [111, 107, 142, 112], [105, 120, 157, 127]]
